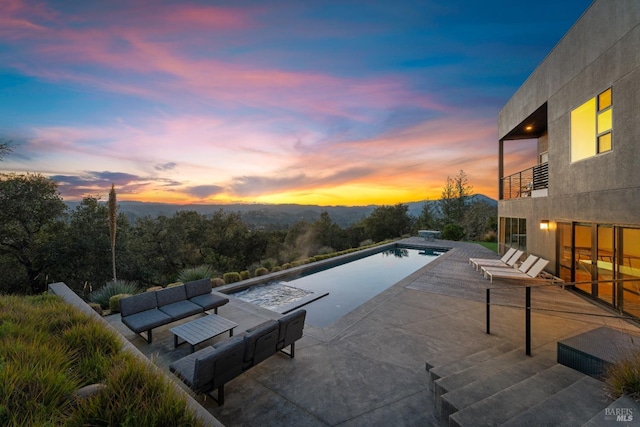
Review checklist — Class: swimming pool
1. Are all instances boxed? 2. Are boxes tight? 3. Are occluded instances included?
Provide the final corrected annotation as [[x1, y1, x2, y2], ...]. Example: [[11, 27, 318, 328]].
[[234, 246, 444, 327]]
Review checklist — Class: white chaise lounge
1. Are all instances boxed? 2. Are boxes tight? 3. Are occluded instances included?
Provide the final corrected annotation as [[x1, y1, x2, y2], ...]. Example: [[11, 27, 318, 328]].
[[469, 248, 522, 271], [484, 258, 550, 283], [481, 253, 539, 277]]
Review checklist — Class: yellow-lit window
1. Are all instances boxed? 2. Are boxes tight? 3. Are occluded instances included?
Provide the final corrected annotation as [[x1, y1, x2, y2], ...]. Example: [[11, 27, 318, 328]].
[[598, 88, 612, 111], [571, 87, 612, 162], [598, 133, 612, 153], [571, 98, 596, 162]]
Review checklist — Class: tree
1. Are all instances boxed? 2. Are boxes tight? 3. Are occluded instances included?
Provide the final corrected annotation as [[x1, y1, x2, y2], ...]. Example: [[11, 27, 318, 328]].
[[108, 184, 117, 281], [463, 200, 497, 241], [55, 197, 112, 293], [439, 170, 473, 225], [362, 204, 412, 242], [417, 200, 438, 230], [0, 174, 66, 293], [0, 138, 12, 161]]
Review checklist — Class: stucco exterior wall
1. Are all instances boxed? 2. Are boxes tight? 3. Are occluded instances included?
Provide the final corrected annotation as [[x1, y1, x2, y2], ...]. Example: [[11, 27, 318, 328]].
[[498, 0, 640, 274]]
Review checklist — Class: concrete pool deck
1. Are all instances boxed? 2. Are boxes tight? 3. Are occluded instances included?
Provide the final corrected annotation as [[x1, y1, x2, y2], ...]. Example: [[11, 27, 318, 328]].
[[106, 238, 640, 426]]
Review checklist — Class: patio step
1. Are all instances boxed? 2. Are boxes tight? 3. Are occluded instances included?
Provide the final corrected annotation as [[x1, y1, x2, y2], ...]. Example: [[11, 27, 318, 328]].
[[583, 394, 640, 426], [426, 342, 516, 391], [439, 352, 557, 421], [501, 375, 612, 426], [448, 364, 587, 427], [432, 347, 531, 414]]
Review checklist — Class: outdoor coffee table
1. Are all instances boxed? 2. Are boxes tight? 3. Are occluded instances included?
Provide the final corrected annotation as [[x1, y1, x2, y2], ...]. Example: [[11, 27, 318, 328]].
[[170, 314, 238, 353]]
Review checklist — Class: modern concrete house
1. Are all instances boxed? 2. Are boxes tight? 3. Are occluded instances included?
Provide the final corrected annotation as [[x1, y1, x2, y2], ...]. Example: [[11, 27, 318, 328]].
[[498, 0, 640, 318]]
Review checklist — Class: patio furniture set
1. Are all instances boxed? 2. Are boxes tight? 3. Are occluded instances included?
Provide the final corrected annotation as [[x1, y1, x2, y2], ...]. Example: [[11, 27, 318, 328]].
[[469, 247, 557, 283], [169, 309, 306, 405], [119, 278, 229, 343], [119, 280, 307, 406]]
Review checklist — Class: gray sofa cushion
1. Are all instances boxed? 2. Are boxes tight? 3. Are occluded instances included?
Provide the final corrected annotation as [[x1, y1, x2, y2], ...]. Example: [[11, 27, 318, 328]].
[[170, 339, 244, 394], [243, 320, 279, 369], [121, 308, 172, 333], [158, 300, 202, 321], [184, 279, 211, 299], [208, 338, 245, 390], [169, 346, 217, 390], [156, 285, 187, 307], [189, 292, 229, 311], [120, 292, 158, 317], [277, 309, 306, 350]]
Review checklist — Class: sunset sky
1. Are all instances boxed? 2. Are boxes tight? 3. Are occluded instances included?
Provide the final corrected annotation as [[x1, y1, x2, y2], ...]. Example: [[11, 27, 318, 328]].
[[0, 0, 592, 206]]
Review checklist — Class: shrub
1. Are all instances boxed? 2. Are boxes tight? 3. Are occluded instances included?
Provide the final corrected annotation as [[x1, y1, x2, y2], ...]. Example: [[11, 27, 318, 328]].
[[442, 223, 465, 241], [482, 230, 497, 242], [254, 267, 269, 276], [89, 280, 140, 309], [271, 266, 282, 272], [260, 258, 278, 271], [281, 263, 292, 270], [108, 294, 130, 313], [605, 350, 640, 400], [240, 270, 251, 280], [316, 246, 335, 255], [211, 278, 225, 287], [166, 282, 183, 288], [146, 286, 163, 292], [177, 265, 215, 282], [223, 272, 241, 284]]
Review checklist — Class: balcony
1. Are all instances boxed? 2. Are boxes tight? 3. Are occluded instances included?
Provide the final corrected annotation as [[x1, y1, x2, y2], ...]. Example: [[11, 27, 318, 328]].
[[501, 162, 548, 200]]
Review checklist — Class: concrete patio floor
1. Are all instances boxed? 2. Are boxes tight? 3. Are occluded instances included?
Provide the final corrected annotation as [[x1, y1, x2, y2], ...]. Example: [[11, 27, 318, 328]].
[[106, 238, 640, 426]]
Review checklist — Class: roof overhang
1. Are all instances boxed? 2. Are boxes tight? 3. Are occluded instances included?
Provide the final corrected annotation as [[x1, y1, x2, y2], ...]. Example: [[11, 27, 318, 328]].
[[501, 103, 547, 141]]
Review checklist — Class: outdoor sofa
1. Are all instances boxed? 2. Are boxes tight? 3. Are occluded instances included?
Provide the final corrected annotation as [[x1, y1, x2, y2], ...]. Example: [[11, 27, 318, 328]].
[[169, 309, 307, 405], [119, 279, 229, 343]]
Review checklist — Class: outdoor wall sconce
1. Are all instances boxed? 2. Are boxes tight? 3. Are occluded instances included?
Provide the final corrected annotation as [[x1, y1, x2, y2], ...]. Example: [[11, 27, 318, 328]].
[[540, 220, 549, 230]]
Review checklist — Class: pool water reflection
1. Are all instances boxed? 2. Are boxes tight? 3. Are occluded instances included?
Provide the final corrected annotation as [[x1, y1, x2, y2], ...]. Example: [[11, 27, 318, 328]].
[[235, 247, 443, 327]]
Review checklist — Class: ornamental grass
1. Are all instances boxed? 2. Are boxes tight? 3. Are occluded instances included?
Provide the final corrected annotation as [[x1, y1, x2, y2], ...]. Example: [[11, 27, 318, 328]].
[[0, 294, 203, 427]]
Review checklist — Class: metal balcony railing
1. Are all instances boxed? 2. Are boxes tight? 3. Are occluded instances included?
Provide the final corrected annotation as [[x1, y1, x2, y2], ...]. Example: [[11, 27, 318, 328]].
[[501, 162, 548, 200]]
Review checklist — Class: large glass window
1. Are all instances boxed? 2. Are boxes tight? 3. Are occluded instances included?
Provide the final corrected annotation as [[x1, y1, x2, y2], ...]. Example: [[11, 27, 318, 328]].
[[501, 217, 526, 252], [557, 223, 640, 319], [571, 88, 612, 162], [620, 228, 640, 318]]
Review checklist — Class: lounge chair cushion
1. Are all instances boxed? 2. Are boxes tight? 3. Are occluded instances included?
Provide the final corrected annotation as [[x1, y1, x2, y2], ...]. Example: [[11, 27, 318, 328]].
[[169, 346, 217, 390], [184, 279, 212, 299], [243, 320, 279, 369], [120, 291, 158, 317], [158, 300, 202, 320], [156, 285, 188, 306], [189, 292, 229, 311], [121, 308, 172, 333], [277, 309, 306, 350], [208, 338, 245, 390]]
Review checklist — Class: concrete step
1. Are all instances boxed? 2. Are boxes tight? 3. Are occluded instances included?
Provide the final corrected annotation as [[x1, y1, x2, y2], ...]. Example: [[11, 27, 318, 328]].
[[439, 354, 557, 421], [433, 348, 529, 406], [449, 364, 586, 427], [501, 375, 611, 426], [427, 342, 516, 391], [583, 394, 640, 426]]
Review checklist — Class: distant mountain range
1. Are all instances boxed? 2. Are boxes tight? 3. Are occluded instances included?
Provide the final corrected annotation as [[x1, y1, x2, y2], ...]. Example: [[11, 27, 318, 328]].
[[64, 194, 496, 229]]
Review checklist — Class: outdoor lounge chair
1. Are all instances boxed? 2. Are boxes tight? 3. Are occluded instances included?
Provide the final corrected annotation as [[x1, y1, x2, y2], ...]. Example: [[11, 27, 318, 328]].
[[484, 258, 550, 283], [469, 248, 522, 271], [480, 253, 539, 277]]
